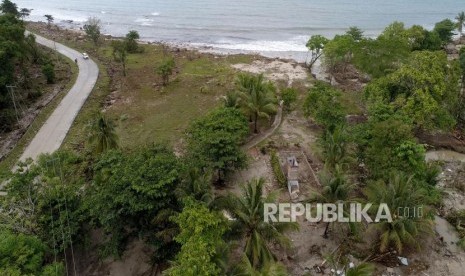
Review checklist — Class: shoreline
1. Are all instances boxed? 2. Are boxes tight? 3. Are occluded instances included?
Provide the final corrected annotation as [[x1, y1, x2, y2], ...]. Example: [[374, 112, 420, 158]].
[[35, 20, 312, 63], [27, 21, 320, 71]]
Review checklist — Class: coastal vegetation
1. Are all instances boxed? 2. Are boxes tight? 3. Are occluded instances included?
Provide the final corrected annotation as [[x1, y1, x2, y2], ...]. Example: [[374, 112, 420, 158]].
[[306, 34, 329, 69], [83, 17, 101, 46], [218, 178, 298, 269], [0, 4, 55, 131], [301, 14, 464, 263], [155, 57, 176, 86], [0, 0, 77, 170], [1, 0, 465, 274], [44, 14, 53, 28], [186, 107, 249, 182], [457, 12, 465, 36], [87, 113, 119, 154], [235, 73, 278, 133]]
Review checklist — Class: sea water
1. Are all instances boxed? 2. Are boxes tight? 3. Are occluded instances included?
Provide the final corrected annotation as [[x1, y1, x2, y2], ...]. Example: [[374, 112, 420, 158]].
[[14, 0, 464, 60]]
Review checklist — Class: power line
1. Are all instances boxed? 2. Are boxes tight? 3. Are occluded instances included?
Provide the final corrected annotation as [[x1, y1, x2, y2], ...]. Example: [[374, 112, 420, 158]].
[[57, 158, 78, 276], [49, 200, 59, 274], [47, 158, 69, 276], [6, 85, 20, 124], [41, 164, 59, 275], [46, 157, 78, 276], [6, 85, 26, 124]]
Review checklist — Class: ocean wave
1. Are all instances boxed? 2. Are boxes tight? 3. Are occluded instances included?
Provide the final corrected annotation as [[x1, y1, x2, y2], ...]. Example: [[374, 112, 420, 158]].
[[151, 12, 160, 16], [135, 17, 155, 26], [29, 7, 87, 23], [191, 37, 309, 52]]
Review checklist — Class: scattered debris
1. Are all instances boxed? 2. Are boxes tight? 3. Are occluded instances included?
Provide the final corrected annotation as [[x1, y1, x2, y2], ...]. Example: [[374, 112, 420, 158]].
[[398, 256, 409, 266], [286, 156, 300, 200]]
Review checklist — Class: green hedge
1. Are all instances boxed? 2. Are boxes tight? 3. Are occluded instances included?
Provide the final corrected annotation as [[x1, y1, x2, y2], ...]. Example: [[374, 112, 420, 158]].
[[270, 150, 287, 187]]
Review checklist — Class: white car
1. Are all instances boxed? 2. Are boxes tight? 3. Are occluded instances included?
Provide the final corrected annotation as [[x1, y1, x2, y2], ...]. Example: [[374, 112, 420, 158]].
[[82, 53, 89, 59]]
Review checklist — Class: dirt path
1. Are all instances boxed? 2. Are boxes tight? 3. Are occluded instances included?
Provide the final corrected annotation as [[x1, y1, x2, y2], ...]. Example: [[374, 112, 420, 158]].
[[18, 32, 99, 162]]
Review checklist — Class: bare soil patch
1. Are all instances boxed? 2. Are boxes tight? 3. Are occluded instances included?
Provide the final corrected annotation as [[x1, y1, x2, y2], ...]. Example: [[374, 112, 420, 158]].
[[232, 59, 309, 85]]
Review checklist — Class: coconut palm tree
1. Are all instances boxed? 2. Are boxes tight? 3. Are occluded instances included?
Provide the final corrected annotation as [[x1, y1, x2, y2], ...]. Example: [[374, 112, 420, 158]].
[[345, 262, 375, 276], [223, 91, 241, 108], [456, 11, 465, 36], [231, 255, 287, 276], [319, 126, 349, 171], [364, 172, 433, 253], [325, 253, 375, 276], [87, 113, 119, 154], [218, 178, 298, 269], [313, 167, 355, 238], [236, 74, 278, 133], [175, 166, 214, 205]]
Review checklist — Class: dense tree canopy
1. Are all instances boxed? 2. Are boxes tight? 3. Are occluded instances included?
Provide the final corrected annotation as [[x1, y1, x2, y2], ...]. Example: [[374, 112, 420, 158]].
[[0, 230, 64, 275], [166, 199, 228, 276], [434, 19, 456, 44], [306, 35, 329, 68], [320, 19, 457, 79], [323, 34, 355, 73], [186, 107, 248, 181], [346, 26, 364, 41], [0, 13, 26, 130], [303, 81, 346, 130], [1, 151, 83, 274], [86, 145, 181, 254], [0, 2, 57, 132], [356, 117, 424, 179], [0, 0, 18, 16], [364, 51, 461, 130]]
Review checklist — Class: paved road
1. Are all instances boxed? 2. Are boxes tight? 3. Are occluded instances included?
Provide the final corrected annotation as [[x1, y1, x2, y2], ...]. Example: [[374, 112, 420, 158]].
[[19, 33, 99, 162]]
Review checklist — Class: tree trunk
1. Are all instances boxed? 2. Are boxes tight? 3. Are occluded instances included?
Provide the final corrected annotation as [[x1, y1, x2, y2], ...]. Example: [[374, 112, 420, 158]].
[[307, 53, 322, 71], [216, 169, 225, 186], [254, 113, 258, 133], [323, 222, 330, 239]]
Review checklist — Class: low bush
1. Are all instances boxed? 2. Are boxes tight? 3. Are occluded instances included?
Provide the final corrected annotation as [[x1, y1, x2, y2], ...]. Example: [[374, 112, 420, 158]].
[[270, 150, 286, 187]]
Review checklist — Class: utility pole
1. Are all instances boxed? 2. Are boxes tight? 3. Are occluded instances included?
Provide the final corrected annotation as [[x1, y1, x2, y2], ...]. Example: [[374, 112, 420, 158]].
[[6, 85, 20, 124], [53, 39, 61, 66]]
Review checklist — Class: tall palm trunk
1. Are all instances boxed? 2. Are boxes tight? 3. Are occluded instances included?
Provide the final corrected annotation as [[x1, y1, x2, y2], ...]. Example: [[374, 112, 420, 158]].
[[254, 112, 259, 133], [323, 222, 330, 239]]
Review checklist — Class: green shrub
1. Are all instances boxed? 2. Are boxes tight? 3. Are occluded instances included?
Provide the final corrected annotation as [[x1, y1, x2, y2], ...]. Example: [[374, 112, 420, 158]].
[[0, 230, 64, 275], [42, 63, 55, 84], [281, 87, 298, 111], [155, 57, 175, 86], [270, 150, 286, 187], [446, 210, 465, 251]]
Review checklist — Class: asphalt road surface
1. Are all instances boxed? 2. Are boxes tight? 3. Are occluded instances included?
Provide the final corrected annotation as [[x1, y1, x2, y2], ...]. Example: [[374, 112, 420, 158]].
[[19, 33, 99, 162]]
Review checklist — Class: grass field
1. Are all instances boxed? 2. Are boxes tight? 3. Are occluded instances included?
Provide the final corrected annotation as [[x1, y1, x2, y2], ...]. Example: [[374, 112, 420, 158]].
[[24, 24, 261, 154], [57, 40, 256, 151], [107, 46, 257, 149]]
